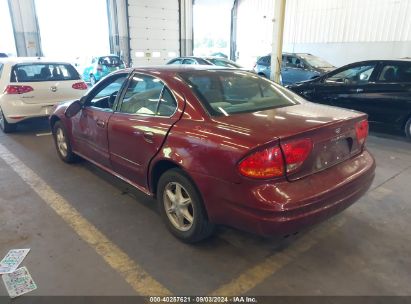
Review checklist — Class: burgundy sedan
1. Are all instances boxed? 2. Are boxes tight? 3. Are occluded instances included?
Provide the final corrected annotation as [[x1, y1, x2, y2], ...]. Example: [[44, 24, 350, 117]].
[[50, 66, 375, 242]]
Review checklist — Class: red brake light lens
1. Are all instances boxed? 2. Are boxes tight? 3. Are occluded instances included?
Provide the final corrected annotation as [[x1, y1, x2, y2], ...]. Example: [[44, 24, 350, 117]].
[[4, 85, 34, 95], [281, 138, 313, 173], [72, 82, 88, 90], [238, 146, 284, 179], [356, 119, 369, 145]]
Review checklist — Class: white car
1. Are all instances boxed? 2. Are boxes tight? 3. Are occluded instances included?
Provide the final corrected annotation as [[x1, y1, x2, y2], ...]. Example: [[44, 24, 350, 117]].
[[0, 57, 88, 133]]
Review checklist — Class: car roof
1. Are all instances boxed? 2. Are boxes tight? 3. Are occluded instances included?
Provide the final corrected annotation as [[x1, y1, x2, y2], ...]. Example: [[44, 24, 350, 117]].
[[112, 65, 246, 77], [0, 57, 74, 65]]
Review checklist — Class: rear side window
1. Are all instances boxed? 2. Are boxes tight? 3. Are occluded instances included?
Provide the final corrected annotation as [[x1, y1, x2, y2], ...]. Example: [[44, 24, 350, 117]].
[[377, 62, 411, 83], [11, 63, 80, 82], [98, 56, 122, 67], [179, 70, 299, 116], [120, 74, 164, 115], [119, 74, 177, 116], [257, 56, 269, 65]]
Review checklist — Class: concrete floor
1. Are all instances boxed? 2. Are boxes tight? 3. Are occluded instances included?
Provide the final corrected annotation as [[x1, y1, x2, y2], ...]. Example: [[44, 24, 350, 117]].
[[0, 119, 411, 297]]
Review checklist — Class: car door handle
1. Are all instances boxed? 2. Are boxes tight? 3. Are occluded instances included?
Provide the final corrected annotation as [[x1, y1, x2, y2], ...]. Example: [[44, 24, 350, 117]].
[[143, 131, 154, 143], [351, 88, 364, 93], [96, 119, 106, 128]]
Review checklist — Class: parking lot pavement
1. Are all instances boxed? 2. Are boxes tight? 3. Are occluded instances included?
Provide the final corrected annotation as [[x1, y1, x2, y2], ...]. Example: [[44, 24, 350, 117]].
[[0, 119, 410, 296]]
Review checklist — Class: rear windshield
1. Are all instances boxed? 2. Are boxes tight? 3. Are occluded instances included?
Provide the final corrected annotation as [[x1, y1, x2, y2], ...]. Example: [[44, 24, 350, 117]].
[[98, 56, 122, 67], [11, 63, 80, 82], [179, 70, 300, 116]]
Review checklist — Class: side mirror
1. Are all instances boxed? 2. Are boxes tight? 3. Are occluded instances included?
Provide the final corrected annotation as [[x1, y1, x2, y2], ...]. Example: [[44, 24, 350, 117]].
[[65, 100, 83, 118]]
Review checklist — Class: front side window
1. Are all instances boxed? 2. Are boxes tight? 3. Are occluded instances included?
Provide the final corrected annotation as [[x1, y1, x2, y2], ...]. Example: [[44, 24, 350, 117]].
[[86, 74, 128, 109], [284, 56, 301, 68], [119, 74, 177, 116], [169, 59, 183, 65], [179, 70, 299, 116], [183, 59, 197, 65], [377, 63, 411, 83], [325, 64, 376, 85], [11, 63, 80, 82]]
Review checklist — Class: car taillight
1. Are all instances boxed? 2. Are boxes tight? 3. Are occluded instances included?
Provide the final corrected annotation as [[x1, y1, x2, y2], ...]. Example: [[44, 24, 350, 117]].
[[281, 138, 313, 173], [72, 82, 88, 90], [356, 119, 369, 145], [238, 146, 284, 179], [4, 85, 34, 94]]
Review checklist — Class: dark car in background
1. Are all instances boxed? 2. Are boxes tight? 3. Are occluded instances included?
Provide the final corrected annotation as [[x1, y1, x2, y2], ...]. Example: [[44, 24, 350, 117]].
[[287, 60, 411, 138], [0, 53, 8, 58], [167, 56, 243, 68], [254, 53, 335, 85]]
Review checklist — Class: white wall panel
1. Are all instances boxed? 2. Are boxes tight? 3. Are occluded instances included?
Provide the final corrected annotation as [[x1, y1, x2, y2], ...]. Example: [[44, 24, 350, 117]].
[[284, 0, 411, 44], [236, 0, 411, 68], [128, 0, 179, 66]]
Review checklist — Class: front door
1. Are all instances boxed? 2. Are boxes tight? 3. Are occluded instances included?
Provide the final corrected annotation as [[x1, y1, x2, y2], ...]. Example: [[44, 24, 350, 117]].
[[108, 73, 182, 188], [71, 73, 129, 167], [313, 62, 379, 111], [281, 55, 308, 85]]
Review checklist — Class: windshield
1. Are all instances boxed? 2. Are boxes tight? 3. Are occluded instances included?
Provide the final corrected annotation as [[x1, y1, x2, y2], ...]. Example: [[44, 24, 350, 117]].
[[11, 63, 80, 82], [298, 55, 334, 68], [206, 58, 243, 68], [179, 70, 300, 116]]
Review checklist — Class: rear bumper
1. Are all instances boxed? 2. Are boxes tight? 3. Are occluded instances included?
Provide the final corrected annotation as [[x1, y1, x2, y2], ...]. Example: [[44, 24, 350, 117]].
[[1, 100, 62, 123], [190, 149, 375, 236]]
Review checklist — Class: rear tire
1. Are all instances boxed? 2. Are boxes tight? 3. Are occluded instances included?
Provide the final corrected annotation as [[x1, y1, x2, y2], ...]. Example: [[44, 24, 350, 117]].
[[90, 75, 97, 86], [405, 117, 411, 139], [0, 107, 16, 133], [157, 168, 215, 243], [52, 121, 78, 163]]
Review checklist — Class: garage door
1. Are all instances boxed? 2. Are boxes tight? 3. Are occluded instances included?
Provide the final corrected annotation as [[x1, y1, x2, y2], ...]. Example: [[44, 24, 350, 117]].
[[128, 0, 180, 66]]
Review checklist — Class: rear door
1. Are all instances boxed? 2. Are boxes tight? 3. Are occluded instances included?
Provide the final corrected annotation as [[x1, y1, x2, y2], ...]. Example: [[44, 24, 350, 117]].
[[11, 63, 85, 105], [360, 61, 411, 129], [108, 72, 182, 188]]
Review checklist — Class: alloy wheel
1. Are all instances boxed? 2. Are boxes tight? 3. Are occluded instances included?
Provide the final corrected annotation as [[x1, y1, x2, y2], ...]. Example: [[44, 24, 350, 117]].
[[56, 127, 68, 157], [163, 182, 194, 231]]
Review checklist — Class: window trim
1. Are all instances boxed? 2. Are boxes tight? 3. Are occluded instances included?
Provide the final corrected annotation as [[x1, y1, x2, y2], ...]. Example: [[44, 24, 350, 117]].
[[114, 71, 178, 118]]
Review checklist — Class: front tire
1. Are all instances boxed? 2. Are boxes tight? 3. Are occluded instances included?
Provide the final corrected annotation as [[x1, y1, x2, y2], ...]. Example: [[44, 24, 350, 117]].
[[0, 107, 16, 133], [405, 117, 411, 139], [52, 121, 78, 163], [157, 168, 215, 243]]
